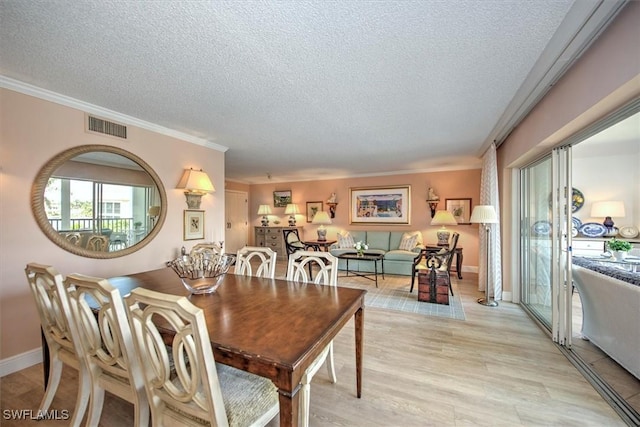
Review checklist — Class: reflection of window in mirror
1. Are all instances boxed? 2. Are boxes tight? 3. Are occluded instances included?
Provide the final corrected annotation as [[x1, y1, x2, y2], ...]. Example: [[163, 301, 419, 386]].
[[43, 153, 161, 252], [32, 145, 167, 259]]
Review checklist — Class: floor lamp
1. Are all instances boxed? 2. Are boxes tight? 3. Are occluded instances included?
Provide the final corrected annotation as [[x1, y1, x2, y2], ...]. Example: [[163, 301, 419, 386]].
[[470, 205, 498, 307]]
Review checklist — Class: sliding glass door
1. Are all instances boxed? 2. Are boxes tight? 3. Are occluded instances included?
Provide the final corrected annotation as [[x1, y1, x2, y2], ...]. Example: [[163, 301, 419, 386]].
[[520, 147, 572, 344], [521, 156, 553, 327]]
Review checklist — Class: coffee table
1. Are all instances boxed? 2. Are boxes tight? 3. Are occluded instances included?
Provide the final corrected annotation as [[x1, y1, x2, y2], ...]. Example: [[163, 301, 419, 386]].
[[337, 252, 385, 287]]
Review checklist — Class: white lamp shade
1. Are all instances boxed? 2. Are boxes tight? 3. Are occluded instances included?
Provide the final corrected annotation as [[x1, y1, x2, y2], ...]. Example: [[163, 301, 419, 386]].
[[176, 169, 215, 193], [470, 205, 498, 224], [431, 210, 457, 226], [591, 201, 625, 218], [284, 203, 300, 215], [312, 211, 332, 225], [257, 204, 272, 215]]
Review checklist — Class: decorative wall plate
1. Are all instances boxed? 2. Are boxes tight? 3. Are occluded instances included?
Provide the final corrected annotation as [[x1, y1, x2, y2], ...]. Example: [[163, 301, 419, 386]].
[[619, 226, 639, 239], [548, 188, 584, 213], [572, 188, 584, 213], [572, 216, 582, 229], [532, 220, 552, 236], [579, 222, 607, 238]]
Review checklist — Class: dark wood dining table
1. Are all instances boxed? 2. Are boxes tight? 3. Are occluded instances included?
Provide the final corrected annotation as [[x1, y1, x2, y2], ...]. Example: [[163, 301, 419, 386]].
[[107, 267, 367, 427]]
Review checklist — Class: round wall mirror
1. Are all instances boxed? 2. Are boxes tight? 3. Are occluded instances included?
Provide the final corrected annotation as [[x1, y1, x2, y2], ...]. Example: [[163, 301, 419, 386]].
[[31, 145, 167, 258]]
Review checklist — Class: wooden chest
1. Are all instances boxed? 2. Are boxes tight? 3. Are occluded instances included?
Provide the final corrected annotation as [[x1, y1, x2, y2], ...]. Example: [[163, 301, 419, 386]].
[[417, 270, 450, 305]]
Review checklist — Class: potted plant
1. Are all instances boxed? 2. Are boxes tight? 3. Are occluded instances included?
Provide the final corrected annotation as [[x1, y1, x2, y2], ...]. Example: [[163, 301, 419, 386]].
[[134, 221, 142, 230], [606, 238, 632, 260], [354, 241, 368, 257]]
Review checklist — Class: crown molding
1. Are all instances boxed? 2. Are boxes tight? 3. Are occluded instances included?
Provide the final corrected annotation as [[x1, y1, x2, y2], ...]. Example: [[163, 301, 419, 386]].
[[0, 75, 229, 153]]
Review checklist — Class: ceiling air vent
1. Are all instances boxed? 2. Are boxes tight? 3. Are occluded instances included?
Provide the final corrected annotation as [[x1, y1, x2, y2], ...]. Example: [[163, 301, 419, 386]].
[[86, 115, 127, 139]]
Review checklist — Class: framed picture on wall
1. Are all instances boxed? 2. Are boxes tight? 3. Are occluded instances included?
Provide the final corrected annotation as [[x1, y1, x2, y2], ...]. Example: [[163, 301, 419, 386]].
[[184, 210, 205, 240], [273, 190, 292, 207], [445, 198, 472, 225], [349, 185, 411, 224], [306, 201, 323, 222]]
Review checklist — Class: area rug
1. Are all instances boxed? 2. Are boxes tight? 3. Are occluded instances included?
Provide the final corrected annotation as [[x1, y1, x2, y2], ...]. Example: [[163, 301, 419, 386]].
[[339, 274, 466, 321]]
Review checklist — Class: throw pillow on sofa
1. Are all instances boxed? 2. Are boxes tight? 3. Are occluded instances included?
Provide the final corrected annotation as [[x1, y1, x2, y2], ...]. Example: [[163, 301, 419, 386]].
[[398, 231, 422, 250], [337, 232, 355, 249]]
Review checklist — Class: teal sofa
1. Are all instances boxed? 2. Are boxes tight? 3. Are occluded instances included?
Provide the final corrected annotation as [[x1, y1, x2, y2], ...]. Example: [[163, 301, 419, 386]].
[[329, 230, 424, 276]]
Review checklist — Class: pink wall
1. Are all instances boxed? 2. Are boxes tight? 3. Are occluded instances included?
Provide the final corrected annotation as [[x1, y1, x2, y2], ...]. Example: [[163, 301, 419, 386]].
[[499, 2, 640, 169], [0, 88, 225, 361], [249, 170, 481, 265], [496, 2, 640, 298]]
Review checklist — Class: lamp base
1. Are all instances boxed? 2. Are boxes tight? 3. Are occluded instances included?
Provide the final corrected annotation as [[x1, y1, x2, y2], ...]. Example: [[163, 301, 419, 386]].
[[261, 217, 269, 227], [317, 228, 327, 241], [477, 298, 498, 307], [436, 230, 450, 246], [288, 216, 296, 226]]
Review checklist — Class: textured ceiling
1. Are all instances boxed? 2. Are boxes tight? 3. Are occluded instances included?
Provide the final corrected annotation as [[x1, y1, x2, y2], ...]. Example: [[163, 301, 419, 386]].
[[1, 0, 605, 183]]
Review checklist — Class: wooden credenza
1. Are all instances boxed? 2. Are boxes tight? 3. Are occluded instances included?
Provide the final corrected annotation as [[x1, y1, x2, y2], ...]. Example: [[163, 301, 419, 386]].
[[254, 226, 302, 260]]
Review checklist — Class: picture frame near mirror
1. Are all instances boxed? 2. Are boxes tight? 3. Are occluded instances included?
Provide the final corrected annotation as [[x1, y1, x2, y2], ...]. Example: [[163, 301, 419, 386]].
[[273, 190, 292, 208], [184, 210, 205, 240], [306, 201, 323, 223], [445, 198, 472, 225], [349, 185, 411, 225]]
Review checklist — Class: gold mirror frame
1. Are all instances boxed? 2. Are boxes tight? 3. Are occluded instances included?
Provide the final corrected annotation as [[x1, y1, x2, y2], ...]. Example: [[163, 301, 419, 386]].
[[31, 145, 167, 259]]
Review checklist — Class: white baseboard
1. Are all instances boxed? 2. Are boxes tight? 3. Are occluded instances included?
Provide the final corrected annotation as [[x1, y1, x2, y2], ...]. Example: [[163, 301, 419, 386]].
[[0, 348, 42, 377], [502, 291, 513, 302], [461, 266, 478, 274]]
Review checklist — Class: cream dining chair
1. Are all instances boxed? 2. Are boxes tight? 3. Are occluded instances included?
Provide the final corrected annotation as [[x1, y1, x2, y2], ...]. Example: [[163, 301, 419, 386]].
[[124, 287, 279, 427], [24, 263, 90, 427], [234, 246, 277, 279], [286, 250, 338, 427], [85, 234, 109, 252], [63, 273, 150, 427]]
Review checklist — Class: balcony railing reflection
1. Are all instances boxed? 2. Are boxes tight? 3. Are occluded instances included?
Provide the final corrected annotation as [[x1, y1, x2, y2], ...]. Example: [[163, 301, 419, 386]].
[[48, 217, 136, 233]]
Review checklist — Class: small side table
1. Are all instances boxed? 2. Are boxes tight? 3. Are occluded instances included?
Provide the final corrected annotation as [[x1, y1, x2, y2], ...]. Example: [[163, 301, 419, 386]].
[[303, 240, 337, 252]]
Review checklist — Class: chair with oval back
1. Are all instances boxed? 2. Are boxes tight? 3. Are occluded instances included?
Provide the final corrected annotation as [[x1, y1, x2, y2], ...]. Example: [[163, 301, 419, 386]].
[[86, 234, 109, 252], [64, 232, 82, 246], [63, 273, 149, 426], [410, 232, 460, 295], [234, 246, 277, 279], [190, 242, 223, 258], [286, 250, 339, 427], [283, 228, 314, 260], [124, 287, 279, 426], [24, 263, 90, 427]]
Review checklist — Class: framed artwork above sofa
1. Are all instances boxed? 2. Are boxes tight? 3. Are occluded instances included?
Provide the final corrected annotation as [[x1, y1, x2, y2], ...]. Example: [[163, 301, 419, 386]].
[[349, 185, 411, 225]]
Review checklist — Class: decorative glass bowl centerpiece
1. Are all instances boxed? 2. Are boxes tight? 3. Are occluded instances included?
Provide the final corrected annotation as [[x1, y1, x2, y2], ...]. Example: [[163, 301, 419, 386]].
[[168, 251, 235, 294]]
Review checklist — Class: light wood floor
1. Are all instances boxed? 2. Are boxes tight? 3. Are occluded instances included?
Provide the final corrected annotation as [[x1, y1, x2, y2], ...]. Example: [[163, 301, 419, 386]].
[[0, 266, 626, 426]]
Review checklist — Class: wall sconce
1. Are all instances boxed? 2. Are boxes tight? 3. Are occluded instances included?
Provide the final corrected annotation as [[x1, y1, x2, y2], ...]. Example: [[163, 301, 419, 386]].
[[591, 200, 625, 235], [257, 204, 272, 226], [431, 210, 457, 245], [327, 193, 338, 218], [284, 203, 300, 226], [312, 211, 332, 241], [426, 187, 439, 218], [148, 205, 160, 227], [176, 168, 215, 209], [326, 203, 338, 218]]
